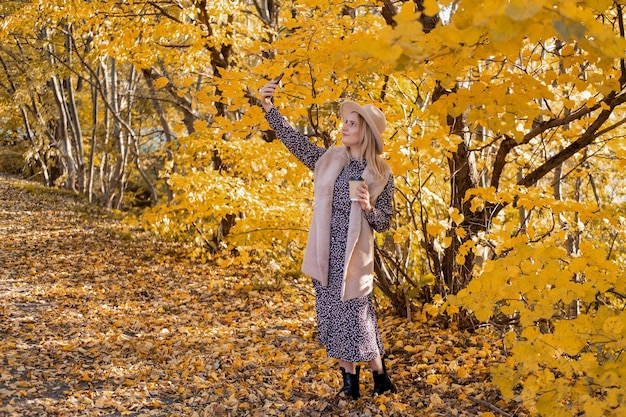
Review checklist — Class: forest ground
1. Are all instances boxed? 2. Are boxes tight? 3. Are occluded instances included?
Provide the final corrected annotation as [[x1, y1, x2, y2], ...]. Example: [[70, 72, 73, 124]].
[[0, 174, 527, 417]]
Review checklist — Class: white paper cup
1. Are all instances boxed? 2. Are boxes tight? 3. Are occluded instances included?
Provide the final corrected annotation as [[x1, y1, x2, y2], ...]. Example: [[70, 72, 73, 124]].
[[349, 178, 364, 201]]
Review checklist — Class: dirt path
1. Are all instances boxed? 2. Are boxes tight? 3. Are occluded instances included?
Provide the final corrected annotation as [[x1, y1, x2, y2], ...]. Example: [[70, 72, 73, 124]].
[[0, 174, 522, 416]]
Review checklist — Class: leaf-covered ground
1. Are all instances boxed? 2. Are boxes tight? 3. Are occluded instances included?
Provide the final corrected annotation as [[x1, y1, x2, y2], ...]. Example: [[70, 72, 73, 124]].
[[0, 174, 527, 417]]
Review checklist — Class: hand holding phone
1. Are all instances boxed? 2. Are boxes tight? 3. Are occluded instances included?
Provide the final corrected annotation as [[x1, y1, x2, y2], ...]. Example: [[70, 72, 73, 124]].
[[263, 72, 284, 105]]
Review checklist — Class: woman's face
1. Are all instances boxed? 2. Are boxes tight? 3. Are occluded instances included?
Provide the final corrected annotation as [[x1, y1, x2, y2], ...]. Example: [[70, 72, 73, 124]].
[[341, 112, 362, 149]]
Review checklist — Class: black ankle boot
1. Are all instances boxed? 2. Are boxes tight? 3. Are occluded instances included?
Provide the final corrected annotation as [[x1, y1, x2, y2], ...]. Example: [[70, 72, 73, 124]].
[[338, 366, 360, 399], [372, 359, 396, 396]]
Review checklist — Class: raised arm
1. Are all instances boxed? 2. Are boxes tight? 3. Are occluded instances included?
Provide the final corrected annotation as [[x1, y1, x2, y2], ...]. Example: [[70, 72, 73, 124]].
[[265, 108, 325, 170], [260, 77, 325, 170]]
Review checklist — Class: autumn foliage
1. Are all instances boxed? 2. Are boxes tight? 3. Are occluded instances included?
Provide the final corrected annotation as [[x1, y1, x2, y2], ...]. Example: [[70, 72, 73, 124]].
[[1, 0, 626, 416], [1, 175, 520, 416]]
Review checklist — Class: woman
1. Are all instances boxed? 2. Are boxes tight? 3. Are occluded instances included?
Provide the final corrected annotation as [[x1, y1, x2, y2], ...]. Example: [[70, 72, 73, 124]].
[[259, 76, 396, 398]]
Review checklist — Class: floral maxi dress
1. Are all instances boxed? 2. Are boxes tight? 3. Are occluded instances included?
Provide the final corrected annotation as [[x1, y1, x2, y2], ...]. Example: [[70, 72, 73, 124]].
[[266, 108, 395, 363]]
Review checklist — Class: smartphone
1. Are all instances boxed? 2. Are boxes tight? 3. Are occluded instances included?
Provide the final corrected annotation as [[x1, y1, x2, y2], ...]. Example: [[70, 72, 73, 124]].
[[273, 72, 284, 83]]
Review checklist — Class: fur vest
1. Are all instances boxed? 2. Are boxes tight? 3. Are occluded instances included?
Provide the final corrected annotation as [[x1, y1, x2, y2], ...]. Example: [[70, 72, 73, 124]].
[[301, 146, 391, 301]]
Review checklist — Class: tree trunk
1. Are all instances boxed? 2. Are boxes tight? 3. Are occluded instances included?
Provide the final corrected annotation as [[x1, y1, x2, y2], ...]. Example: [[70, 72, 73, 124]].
[[63, 28, 86, 192], [64, 75, 85, 192], [87, 65, 100, 203], [19, 106, 51, 186], [103, 58, 125, 209], [428, 80, 482, 296], [130, 137, 158, 206], [100, 61, 112, 200], [142, 67, 175, 202], [50, 75, 78, 192]]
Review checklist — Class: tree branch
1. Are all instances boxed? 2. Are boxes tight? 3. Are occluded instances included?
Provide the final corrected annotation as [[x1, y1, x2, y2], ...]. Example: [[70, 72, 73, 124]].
[[467, 395, 512, 417], [519, 93, 625, 187], [490, 134, 516, 188]]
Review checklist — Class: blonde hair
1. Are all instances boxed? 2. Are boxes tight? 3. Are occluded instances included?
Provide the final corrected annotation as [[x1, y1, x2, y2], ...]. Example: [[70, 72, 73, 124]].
[[345, 114, 389, 180]]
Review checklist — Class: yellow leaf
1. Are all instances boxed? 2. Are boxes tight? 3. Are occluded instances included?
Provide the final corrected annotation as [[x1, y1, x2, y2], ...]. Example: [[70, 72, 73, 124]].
[[469, 196, 485, 212], [445, 304, 460, 316], [423, 0, 440, 16], [425, 303, 439, 317], [602, 316, 624, 336], [449, 207, 464, 224], [426, 222, 446, 236], [504, 0, 544, 21], [153, 76, 169, 88], [488, 15, 523, 43], [426, 374, 439, 384]]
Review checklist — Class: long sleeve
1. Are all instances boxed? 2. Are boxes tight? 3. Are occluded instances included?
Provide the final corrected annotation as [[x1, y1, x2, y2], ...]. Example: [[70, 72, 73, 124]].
[[364, 174, 394, 232], [265, 107, 326, 171]]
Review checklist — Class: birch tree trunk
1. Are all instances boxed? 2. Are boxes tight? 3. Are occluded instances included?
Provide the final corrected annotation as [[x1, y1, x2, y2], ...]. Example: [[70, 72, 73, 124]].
[[50, 75, 78, 192], [19, 106, 51, 186], [62, 27, 86, 192], [99, 61, 112, 200], [104, 58, 126, 209], [87, 64, 100, 203], [64, 75, 85, 192], [142, 67, 174, 202]]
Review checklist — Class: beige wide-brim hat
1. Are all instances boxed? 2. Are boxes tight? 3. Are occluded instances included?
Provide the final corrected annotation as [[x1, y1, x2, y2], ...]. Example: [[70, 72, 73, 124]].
[[340, 100, 386, 154]]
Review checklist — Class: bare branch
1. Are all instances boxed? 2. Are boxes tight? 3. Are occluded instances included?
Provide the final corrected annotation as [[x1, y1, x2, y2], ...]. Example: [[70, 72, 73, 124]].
[[519, 93, 625, 187]]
